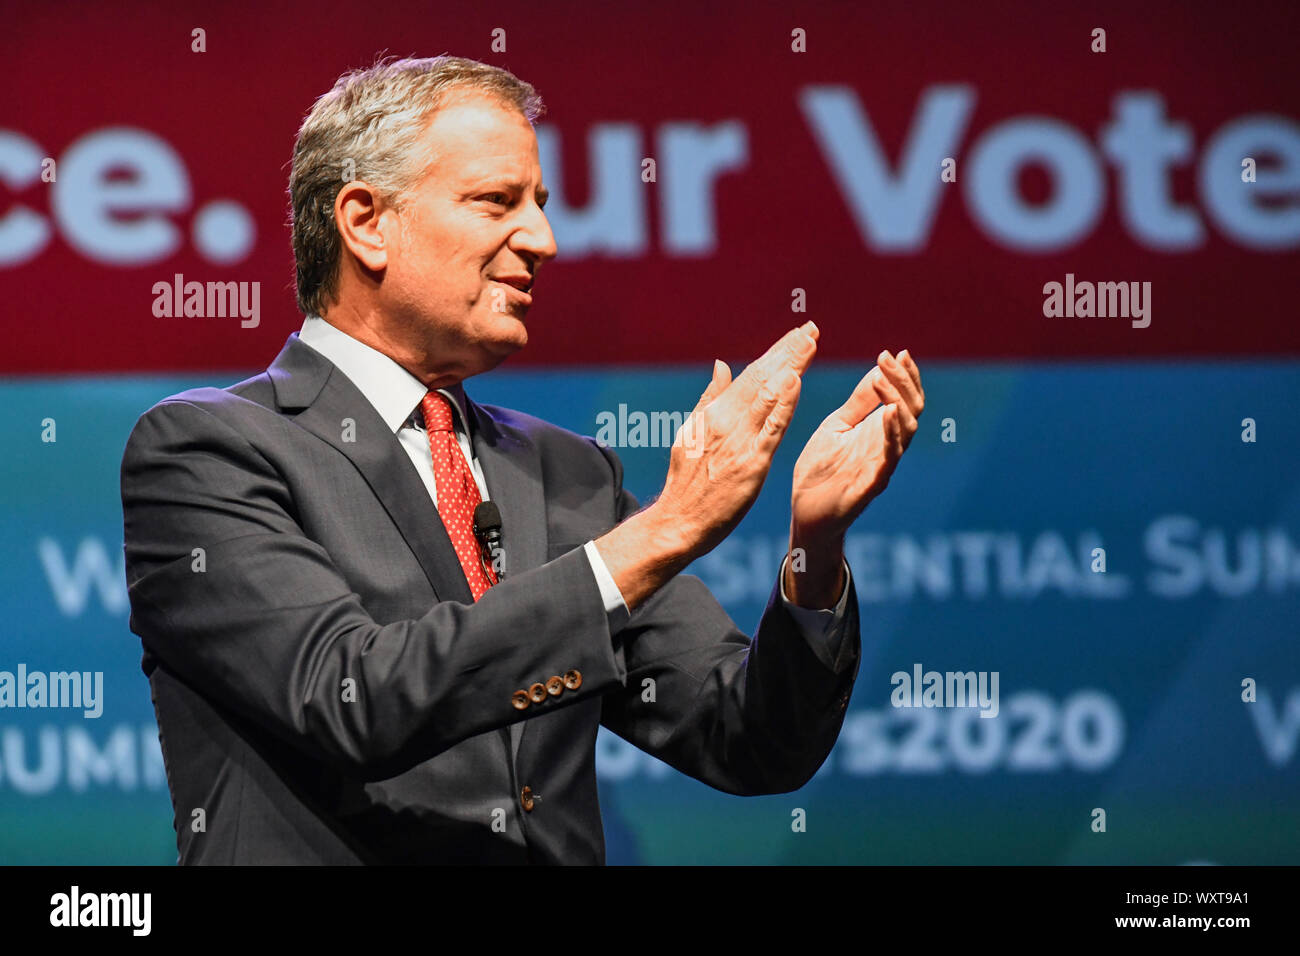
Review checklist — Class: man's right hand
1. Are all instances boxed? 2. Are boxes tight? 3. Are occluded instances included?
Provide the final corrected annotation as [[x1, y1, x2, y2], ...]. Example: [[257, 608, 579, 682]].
[[594, 321, 820, 611]]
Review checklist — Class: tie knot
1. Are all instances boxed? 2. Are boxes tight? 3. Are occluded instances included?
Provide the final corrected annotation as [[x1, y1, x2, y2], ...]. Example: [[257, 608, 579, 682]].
[[421, 391, 455, 433]]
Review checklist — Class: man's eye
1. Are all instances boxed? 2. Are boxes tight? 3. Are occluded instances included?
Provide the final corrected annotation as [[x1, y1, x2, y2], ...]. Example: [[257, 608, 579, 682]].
[[482, 193, 509, 205]]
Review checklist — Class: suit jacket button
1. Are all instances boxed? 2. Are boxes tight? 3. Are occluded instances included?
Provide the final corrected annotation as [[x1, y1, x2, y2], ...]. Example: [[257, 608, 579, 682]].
[[545, 675, 564, 696], [520, 786, 535, 812], [528, 682, 548, 704], [562, 669, 582, 691], [511, 690, 530, 710]]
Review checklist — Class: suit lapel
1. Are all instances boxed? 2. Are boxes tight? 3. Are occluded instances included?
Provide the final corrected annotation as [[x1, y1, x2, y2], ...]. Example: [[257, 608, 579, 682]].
[[267, 332, 473, 604], [268, 333, 551, 764]]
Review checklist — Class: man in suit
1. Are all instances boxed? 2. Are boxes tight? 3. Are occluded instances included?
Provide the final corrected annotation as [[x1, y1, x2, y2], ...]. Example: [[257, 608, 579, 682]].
[[120, 55, 925, 864]]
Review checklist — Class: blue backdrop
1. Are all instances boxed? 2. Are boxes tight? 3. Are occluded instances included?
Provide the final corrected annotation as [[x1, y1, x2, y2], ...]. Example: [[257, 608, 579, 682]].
[[2, 358, 1297, 863]]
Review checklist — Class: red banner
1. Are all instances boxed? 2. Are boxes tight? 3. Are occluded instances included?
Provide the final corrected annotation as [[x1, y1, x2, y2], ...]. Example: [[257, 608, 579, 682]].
[[4, 0, 1298, 373]]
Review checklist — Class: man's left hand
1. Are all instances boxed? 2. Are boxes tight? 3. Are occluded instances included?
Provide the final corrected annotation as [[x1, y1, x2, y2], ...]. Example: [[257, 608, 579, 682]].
[[784, 348, 924, 608]]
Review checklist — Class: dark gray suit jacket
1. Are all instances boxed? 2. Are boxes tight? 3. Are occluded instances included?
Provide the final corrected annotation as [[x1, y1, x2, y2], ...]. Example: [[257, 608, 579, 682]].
[[120, 332, 861, 864]]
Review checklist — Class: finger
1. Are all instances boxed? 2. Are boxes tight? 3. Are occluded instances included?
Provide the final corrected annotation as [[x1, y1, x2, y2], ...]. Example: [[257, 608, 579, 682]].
[[719, 322, 816, 438], [746, 358, 799, 435], [873, 366, 917, 441], [878, 350, 924, 418], [753, 365, 803, 457], [881, 404, 904, 468], [731, 321, 819, 402], [890, 404, 906, 460], [896, 348, 923, 397], [679, 360, 732, 454], [692, 359, 732, 413], [829, 366, 884, 428]]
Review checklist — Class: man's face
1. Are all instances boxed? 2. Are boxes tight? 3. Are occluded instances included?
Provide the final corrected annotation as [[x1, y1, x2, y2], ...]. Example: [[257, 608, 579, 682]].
[[379, 92, 556, 383]]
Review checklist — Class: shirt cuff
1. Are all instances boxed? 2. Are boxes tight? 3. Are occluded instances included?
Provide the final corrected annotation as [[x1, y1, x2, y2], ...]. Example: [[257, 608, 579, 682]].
[[779, 553, 853, 666], [583, 540, 631, 634]]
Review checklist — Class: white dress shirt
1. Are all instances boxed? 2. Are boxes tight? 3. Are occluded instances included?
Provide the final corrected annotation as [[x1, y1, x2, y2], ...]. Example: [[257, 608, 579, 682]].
[[297, 315, 851, 662]]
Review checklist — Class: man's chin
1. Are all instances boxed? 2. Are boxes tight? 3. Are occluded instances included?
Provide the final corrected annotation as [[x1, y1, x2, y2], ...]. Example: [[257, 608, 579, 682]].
[[476, 328, 528, 371], [498, 313, 530, 347]]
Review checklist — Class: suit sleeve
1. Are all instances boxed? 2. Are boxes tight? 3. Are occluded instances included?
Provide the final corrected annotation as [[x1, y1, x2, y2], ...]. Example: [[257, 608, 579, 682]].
[[121, 399, 629, 783], [592, 441, 862, 796]]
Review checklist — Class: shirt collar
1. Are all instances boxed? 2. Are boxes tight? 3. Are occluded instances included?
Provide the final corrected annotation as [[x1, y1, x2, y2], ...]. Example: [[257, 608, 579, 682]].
[[298, 315, 473, 435]]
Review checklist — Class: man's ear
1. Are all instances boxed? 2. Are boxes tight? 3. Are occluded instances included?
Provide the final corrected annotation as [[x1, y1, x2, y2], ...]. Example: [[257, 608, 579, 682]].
[[335, 181, 397, 273]]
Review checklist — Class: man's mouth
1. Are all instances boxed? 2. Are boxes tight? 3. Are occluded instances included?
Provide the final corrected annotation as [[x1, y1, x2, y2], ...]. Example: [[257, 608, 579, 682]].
[[489, 275, 533, 308], [490, 274, 533, 294]]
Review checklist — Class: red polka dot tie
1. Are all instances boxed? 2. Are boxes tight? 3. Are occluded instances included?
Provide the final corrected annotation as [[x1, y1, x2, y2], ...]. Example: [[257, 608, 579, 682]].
[[421, 391, 497, 601]]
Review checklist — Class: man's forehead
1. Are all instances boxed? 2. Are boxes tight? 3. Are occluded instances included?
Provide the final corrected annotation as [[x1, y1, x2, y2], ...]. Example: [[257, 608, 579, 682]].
[[423, 94, 534, 144], [419, 96, 540, 179]]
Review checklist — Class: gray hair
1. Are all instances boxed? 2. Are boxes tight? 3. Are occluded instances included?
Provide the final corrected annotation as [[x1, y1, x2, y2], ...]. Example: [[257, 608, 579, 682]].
[[288, 54, 545, 317]]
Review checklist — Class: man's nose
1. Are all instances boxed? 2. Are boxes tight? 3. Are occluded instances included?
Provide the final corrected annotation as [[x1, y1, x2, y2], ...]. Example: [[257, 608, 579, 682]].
[[513, 203, 558, 265]]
